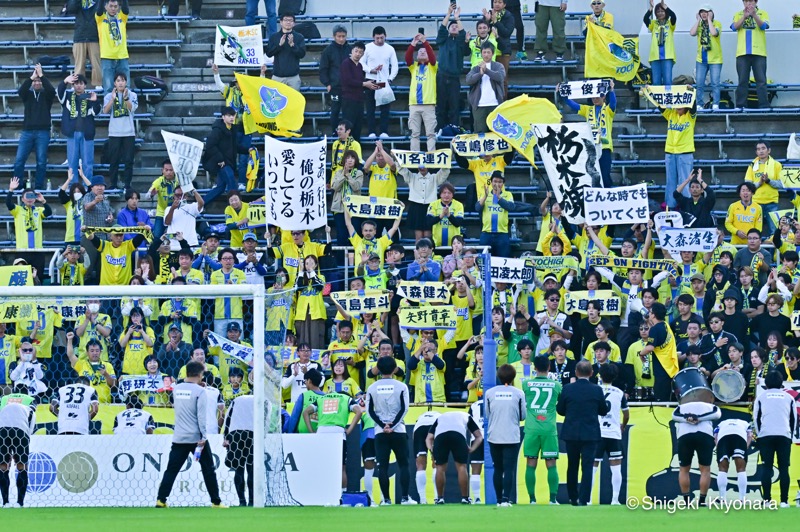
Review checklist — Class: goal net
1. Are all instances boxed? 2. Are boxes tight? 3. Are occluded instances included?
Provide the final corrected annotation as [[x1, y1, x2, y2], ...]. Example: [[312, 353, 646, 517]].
[[0, 283, 300, 508]]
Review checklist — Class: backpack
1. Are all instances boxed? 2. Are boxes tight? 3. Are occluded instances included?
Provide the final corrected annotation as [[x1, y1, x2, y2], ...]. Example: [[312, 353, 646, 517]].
[[134, 75, 168, 103], [38, 55, 70, 74], [294, 21, 320, 40]]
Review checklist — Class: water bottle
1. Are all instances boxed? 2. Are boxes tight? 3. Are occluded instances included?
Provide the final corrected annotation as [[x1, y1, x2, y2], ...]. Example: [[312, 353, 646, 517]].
[[193, 444, 203, 461], [46, 179, 52, 191], [511, 220, 519, 240], [160, 4, 168, 16]]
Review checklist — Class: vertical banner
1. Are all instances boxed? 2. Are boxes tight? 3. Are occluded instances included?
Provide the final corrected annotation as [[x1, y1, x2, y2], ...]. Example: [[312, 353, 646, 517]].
[[583, 184, 649, 225], [532, 122, 602, 224], [263, 137, 327, 230], [214, 24, 264, 67], [161, 131, 204, 193]]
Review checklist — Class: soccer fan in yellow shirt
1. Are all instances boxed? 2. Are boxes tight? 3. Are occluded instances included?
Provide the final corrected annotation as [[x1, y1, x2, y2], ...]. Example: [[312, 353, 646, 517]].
[[147, 160, 177, 239], [745, 140, 783, 236], [725, 182, 762, 245]]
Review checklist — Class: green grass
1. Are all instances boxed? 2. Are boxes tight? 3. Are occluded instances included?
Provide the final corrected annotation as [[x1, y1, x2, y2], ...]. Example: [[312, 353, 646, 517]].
[[2, 505, 798, 531]]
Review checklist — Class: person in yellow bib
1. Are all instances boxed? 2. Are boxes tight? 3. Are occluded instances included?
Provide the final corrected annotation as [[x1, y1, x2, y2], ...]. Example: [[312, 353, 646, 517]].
[[344, 207, 401, 275], [427, 182, 464, 247], [119, 307, 155, 375], [636, 303, 678, 401], [745, 140, 783, 236], [95, 0, 130, 93], [88, 224, 146, 286], [406, 34, 438, 153], [409, 340, 446, 403], [147, 160, 177, 239], [725, 182, 762, 245], [66, 333, 117, 403], [210, 247, 246, 337], [690, 6, 723, 109], [731, 0, 770, 108], [6, 177, 52, 250], [653, 88, 696, 210], [454, 146, 515, 211], [224, 191, 250, 249], [644, 0, 677, 85], [363, 140, 399, 235], [476, 171, 515, 258]]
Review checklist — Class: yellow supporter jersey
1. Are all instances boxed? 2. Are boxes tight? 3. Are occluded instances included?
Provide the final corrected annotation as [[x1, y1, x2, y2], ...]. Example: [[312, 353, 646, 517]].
[[663, 108, 696, 154], [479, 188, 514, 233], [408, 62, 438, 106], [294, 273, 327, 321], [64, 199, 83, 244], [149, 176, 178, 218], [331, 138, 363, 178], [59, 262, 86, 286], [73, 359, 115, 403], [158, 298, 199, 343], [578, 102, 615, 150], [583, 11, 614, 32], [324, 377, 362, 398], [225, 203, 250, 248], [178, 362, 220, 381], [273, 241, 327, 289], [210, 339, 251, 383], [468, 35, 499, 68], [266, 286, 293, 332], [733, 9, 769, 57], [585, 340, 622, 363], [328, 338, 362, 382], [648, 18, 676, 62], [20, 308, 62, 360], [467, 156, 508, 190], [367, 163, 397, 199], [210, 269, 247, 319], [0, 335, 20, 384], [97, 239, 137, 286], [452, 292, 474, 344], [96, 11, 129, 60], [222, 382, 251, 404], [121, 326, 155, 375], [221, 85, 256, 132], [411, 358, 446, 402], [75, 313, 111, 360], [11, 205, 46, 250], [428, 199, 464, 247], [349, 234, 392, 274], [746, 157, 783, 205], [695, 20, 723, 64], [365, 357, 406, 389], [725, 201, 762, 245]]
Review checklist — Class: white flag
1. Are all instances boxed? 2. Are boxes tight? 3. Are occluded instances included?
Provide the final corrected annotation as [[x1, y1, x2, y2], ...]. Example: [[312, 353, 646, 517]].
[[161, 131, 204, 193]]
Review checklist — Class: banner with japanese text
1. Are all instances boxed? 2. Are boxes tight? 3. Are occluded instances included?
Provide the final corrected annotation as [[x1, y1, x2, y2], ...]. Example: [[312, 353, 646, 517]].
[[118, 375, 174, 398], [214, 24, 264, 67], [450, 133, 511, 157], [657, 227, 717, 253], [398, 305, 457, 330], [392, 149, 452, 169], [583, 184, 649, 225], [533, 122, 603, 224], [640, 85, 696, 109], [557, 79, 611, 100], [344, 195, 404, 219], [396, 282, 451, 304], [246, 199, 267, 228], [330, 290, 392, 316], [563, 290, 622, 316], [263, 136, 327, 230], [206, 331, 254, 364], [781, 167, 800, 190], [489, 257, 535, 284]]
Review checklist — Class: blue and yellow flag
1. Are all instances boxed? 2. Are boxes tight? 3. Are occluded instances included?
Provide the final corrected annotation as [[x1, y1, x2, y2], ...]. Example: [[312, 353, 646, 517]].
[[235, 73, 305, 137], [487, 95, 561, 167], [246, 147, 260, 192], [585, 24, 640, 82]]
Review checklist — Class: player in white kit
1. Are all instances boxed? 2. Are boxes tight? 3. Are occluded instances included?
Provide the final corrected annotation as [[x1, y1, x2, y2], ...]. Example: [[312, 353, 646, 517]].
[[413, 410, 440, 504], [49, 377, 99, 435], [113, 395, 155, 435], [468, 400, 484, 503], [714, 418, 752, 502], [592, 364, 629, 505], [223, 394, 255, 506]]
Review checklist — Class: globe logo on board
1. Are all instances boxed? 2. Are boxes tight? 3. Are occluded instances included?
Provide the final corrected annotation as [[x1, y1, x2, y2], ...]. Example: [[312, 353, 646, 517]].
[[57, 451, 99, 493], [26, 452, 57, 493]]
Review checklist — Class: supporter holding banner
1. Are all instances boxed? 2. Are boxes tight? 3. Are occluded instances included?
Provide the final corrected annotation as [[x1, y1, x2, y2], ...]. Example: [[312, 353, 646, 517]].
[[533, 122, 602, 224], [780, 167, 800, 189], [398, 305, 457, 330], [588, 256, 678, 277], [329, 290, 392, 315], [584, 24, 640, 82], [563, 291, 621, 316], [657, 227, 717, 253], [263, 137, 327, 230], [0, 265, 33, 286], [557, 79, 611, 100], [162, 131, 203, 193], [640, 85, 696, 109], [391, 149, 452, 169], [529, 255, 580, 271], [450, 133, 511, 156], [488, 95, 562, 166], [118, 374, 173, 398], [206, 331, 254, 365], [344, 195, 404, 219], [583, 184, 649, 225], [396, 281, 451, 304], [83, 225, 153, 241], [235, 73, 305, 137], [246, 199, 266, 228], [489, 257, 534, 284], [214, 25, 265, 67]]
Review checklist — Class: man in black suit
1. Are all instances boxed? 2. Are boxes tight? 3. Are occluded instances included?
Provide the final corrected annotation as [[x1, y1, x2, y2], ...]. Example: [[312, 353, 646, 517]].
[[556, 360, 610, 506]]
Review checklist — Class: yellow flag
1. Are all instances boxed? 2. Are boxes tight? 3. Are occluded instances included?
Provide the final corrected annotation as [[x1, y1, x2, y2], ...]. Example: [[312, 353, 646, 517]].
[[246, 147, 260, 192], [585, 23, 640, 82], [235, 73, 305, 137], [487, 95, 561, 167]]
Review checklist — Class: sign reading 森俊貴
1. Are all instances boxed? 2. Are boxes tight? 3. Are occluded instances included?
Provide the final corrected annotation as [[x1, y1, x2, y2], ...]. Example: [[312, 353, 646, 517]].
[[640, 85, 696, 109], [529, 255, 579, 271], [490, 257, 535, 284], [392, 149, 452, 169], [450, 133, 511, 156], [263, 136, 327, 230], [162, 131, 203, 193], [330, 290, 391, 316], [214, 24, 264, 67], [583, 184, 649, 225], [345, 195, 404, 219], [657, 227, 717, 253], [557, 79, 611, 100], [533, 122, 603, 224], [398, 305, 457, 330], [397, 281, 451, 304], [563, 290, 622, 316], [588, 256, 678, 277]]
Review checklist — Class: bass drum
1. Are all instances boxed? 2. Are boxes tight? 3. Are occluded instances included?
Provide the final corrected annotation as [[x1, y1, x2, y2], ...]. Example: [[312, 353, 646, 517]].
[[711, 369, 747, 403], [672, 367, 714, 404]]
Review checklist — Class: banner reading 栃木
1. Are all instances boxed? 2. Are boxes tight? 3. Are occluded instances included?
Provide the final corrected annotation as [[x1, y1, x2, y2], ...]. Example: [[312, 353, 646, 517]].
[[640, 85, 696, 109], [392, 149, 452, 169], [344, 195, 404, 219], [214, 24, 264, 67], [529, 255, 580, 271], [490, 257, 535, 284], [161, 131, 203, 193], [583, 184, 649, 225], [588, 256, 678, 277], [657, 227, 718, 253], [563, 290, 621, 316], [263, 136, 327, 230], [330, 290, 392, 315], [450, 133, 511, 156], [532, 122, 602, 224], [557, 79, 611, 100]]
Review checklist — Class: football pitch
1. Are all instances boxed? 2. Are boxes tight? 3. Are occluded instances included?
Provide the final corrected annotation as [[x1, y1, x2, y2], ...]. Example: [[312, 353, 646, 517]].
[[4, 505, 798, 531]]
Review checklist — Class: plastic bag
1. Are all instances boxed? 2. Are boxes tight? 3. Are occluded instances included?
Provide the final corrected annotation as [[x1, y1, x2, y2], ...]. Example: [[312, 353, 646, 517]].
[[788, 133, 800, 160], [375, 84, 395, 106]]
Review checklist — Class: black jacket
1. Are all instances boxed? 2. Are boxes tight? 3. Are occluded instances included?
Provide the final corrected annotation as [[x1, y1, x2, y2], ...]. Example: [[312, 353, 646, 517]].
[[66, 0, 100, 43], [265, 31, 307, 78], [319, 41, 351, 91], [556, 378, 610, 441], [19, 77, 56, 131], [489, 10, 515, 55], [673, 186, 716, 228], [203, 119, 248, 176], [435, 25, 469, 76]]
